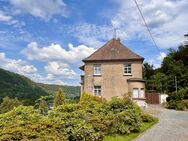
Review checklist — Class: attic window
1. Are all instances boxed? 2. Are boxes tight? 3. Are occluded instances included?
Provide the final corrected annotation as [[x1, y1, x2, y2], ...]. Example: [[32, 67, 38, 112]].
[[124, 64, 132, 75]]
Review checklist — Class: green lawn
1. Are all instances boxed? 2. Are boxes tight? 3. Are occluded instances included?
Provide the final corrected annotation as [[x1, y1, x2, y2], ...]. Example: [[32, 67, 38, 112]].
[[104, 119, 158, 141]]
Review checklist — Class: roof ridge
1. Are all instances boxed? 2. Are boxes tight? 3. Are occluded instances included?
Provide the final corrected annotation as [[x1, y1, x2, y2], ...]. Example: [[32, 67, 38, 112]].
[[83, 38, 144, 62]]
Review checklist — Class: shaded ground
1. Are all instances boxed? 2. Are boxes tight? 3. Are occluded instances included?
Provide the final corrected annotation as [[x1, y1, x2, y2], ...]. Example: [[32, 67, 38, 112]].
[[135, 105, 188, 141]]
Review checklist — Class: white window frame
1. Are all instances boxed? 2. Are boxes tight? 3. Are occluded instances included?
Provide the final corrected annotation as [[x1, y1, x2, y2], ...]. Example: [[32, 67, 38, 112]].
[[124, 64, 132, 75], [94, 86, 101, 96], [132, 88, 145, 98], [140, 88, 145, 98], [94, 64, 101, 75], [133, 88, 139, 98]]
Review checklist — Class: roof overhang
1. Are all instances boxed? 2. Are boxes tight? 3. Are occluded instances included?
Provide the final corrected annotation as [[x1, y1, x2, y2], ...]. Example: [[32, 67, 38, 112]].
[[83, 58, 144, 63], [79, 65, 85, 71]]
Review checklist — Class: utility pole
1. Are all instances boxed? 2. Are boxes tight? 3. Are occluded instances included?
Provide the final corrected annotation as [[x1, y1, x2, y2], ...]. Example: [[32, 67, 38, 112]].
[[175, 76, 178, 95]]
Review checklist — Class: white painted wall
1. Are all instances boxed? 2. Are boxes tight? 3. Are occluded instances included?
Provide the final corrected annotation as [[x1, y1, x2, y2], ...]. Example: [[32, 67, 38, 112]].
[[160, 94, 168, 104]]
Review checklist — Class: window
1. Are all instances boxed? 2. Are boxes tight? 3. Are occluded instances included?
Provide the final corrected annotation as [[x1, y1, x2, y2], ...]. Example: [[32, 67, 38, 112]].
[[94, 86, 101, 96], [132, 88, 145, 98], [140, 88, 145, 98], [133, 88, 139, 98], [124, 64, 131, 75], [94, 64, 101, 75]]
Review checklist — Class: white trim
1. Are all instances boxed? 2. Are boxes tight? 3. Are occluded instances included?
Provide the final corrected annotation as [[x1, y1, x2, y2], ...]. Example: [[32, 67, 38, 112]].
[[124, 64, 132, 75], [94, 86, 101, 96], [94, 64, 101, 75]]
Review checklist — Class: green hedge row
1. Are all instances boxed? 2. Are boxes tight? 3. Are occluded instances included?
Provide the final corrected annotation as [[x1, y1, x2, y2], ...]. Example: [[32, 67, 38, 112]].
[[0, 93, 156, 141]]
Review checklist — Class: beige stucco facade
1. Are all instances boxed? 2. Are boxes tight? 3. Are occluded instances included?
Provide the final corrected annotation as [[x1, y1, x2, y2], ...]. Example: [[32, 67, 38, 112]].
[[81, 61, 145, 102]]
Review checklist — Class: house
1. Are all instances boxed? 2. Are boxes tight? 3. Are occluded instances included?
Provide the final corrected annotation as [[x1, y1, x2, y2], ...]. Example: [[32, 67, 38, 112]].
[[80, 38, 146, 106]]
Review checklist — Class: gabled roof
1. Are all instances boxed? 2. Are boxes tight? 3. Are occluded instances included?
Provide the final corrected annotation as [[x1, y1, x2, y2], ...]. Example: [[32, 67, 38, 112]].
[[83, 38, 144, 62]]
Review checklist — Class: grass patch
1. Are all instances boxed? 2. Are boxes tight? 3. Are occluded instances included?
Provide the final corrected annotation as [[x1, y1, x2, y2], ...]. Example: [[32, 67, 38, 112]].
[[104, 119, 158, 141]]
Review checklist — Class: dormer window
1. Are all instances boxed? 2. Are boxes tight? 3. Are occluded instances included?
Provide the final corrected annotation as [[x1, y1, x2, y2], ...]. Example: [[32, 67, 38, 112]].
[[124, 64, 132, 75], [94, 64, 101, 75]]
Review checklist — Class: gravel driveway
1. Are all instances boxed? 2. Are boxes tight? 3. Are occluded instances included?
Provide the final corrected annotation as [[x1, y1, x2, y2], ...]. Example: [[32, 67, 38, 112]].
[[134, 105, 188, 141]]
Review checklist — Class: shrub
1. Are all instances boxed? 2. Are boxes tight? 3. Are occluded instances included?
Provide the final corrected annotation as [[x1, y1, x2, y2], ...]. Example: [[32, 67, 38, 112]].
[[0, 96, 22, 114], [48, 104, 105, 141], [108, 109, 142, 134], [0, 106, 66, 141], [54, 88, 65, 108], [175, 100, 188, 110], [0, 92, 156, 141], [104, 95, 142, 135], [141, 113, 156, 122], [80, 92, 106, 104]]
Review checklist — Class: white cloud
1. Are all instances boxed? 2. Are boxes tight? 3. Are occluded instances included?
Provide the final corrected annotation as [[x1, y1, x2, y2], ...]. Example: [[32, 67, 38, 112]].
[[21, 42, 96, 63], [110, 0, 188, 48], [10, 0, 67, 20], [0, 52, 37, 75], [157, 52, 167, 61], [45, 61, 76, 79], [0, 52, 77, 85], [0, 11, 12, 22]]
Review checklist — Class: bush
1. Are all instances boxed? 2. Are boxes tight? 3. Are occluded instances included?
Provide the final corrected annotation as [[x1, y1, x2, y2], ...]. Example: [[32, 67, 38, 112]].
[[141, 113, 156, 122], [80, 92, 106, 104], [167, 100, 188, 110], [0, 92, 156, 141], [49, 104, 105, 141], [0, 106, 66, 141], [0, 96, 22, 114]]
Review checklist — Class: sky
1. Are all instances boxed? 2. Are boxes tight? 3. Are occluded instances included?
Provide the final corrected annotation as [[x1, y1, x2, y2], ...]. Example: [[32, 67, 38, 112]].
[[0, 0, 188, 85]]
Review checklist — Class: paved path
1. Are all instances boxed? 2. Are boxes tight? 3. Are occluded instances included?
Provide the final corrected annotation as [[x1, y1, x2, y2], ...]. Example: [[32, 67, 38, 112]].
[[134, 105, 188, 141]]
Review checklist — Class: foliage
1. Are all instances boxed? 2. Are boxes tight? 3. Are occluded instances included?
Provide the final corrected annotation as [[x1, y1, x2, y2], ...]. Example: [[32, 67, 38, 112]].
[[0, 106, 67, 141], [0, 68, 80, 106], [39, 99, 48, 115], [167, 100, 188, 110], [54, 88, 65, 107], [166, 87, 188, 110], [141, 113, 157, 122], [147, 73, 169, 93], [0, 96, 22, 114], [143, 62, 154, 81], [145, 45, 188, 93], [104, 120, 158, 141], [80, 91, 106, 104], [38, 83, 80, 99], [0, 92, 156, 141], [0, 68, 49, 105]]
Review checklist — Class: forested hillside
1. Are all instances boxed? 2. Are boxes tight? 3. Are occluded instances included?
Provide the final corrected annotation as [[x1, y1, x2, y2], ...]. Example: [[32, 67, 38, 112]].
[[0, 68, 48, 105], [38, 83, 80, 98], [0, 68, 80, 105]]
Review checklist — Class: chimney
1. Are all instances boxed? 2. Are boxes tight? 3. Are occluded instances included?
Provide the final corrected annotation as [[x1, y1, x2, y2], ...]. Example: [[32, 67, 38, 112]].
[[117, 38, 120, 42]]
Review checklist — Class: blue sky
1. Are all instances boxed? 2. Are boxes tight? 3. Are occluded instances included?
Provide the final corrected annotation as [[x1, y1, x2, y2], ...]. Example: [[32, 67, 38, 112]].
[[0, 0, 188, 85]]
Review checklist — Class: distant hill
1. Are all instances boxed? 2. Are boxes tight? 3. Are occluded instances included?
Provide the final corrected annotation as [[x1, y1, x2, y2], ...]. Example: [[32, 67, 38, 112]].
[[0, 68, 80, 105], [38, 83, 80, 98], [0, 68, 48, 105]]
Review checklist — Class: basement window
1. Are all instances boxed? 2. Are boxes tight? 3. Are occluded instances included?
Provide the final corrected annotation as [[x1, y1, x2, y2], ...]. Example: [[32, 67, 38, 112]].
[[94, 86, 101, 96], [124, 64, 132, 75]]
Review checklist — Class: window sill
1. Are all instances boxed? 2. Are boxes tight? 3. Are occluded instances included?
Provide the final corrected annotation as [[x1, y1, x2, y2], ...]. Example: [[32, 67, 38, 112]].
[[123, 74, 132, 76], [93, 74, 102, 77]]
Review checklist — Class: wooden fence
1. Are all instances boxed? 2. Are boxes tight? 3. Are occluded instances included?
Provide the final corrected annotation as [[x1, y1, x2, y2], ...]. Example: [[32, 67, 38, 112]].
[[145, 92, 160, 104]]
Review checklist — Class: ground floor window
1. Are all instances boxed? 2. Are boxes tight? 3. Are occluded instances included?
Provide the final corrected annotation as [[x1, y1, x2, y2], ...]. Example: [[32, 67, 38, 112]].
[[132, 88, 145, 98], [133, 88, 139, 98], [94, 86, 101, 96]]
